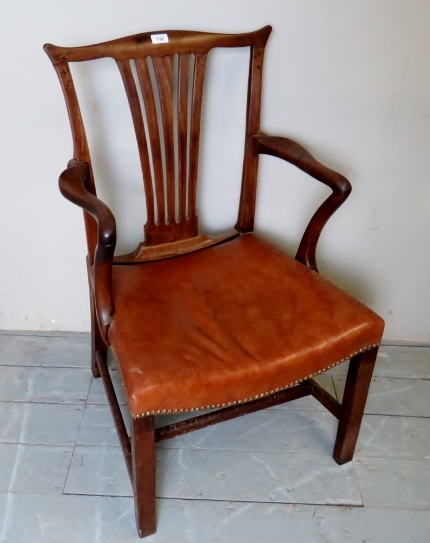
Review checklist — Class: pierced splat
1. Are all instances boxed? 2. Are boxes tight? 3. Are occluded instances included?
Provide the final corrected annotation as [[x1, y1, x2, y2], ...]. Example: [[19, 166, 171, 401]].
[[117, 52, 207, 247]]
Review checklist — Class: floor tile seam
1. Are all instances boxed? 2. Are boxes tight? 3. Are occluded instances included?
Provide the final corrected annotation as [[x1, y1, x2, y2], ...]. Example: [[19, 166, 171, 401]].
[[0, 442, 74, 450], [0, 400, 86, 407], [380, 342, 430, 348], [349, 461, 365, 507], [72, 442, 339, 456], [330, 374, 339, 402], [355, 500, 430, 511], [166, 448, 430, 460], [353, 456, 430, 464], [178, 500, 430, 511], [157, 497, 366, 508], [75, 442, 123, 448], [364, 412, 430, 418], [0, 364, 91, 369], [0, 331, 90, 338], [362, 413, 430, 419], [351, 458, 380, 507], [354, 454, 430, 461], [0, 488, 70, 496], [0, 364, 92, 371], [2, 440, 426, 461], [2, 490, 430, 513], [86, 402, 128, 406], [269, 409, 430, 419], [156, 446, 338, 457], [0, 399, 87, 406], [0, 440, 81, 447], [63, 445, 77, 495], [330, 373, 430, 380], [60, 490, 364, 506], [63, 377, 94, 495], [373, 376, 430, 381]]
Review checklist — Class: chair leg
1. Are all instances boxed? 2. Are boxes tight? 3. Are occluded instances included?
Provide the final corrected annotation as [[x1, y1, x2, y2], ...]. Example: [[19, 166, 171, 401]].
[[131, 415, 157, 538], [333, 346, 378, 465]]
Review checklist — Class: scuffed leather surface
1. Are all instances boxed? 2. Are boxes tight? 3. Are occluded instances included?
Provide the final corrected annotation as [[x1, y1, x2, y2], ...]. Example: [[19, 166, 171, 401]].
[[107, 234, 384, 417]]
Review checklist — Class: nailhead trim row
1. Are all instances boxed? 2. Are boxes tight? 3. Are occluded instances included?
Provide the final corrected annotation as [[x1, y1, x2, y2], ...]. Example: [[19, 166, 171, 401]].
[[110, 343, 379, 419]]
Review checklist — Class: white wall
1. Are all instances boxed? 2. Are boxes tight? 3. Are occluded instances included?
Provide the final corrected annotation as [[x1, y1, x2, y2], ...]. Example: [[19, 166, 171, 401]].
[[0, 0, 429, 342]]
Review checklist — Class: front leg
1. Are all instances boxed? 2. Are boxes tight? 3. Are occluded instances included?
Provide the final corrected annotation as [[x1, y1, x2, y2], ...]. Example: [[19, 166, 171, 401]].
[[333, 346, 378, 464], [131, 416, 157, 538]]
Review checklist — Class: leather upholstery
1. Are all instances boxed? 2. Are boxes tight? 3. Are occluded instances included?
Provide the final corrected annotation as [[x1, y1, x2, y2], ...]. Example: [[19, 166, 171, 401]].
[[108, 234, 384, 418]]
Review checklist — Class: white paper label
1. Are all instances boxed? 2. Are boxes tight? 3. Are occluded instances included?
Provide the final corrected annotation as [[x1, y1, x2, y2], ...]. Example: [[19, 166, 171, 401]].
[[151, 34, 169, 44]]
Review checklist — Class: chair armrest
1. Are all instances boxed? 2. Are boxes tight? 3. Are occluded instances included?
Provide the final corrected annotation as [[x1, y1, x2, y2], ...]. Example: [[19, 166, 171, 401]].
[[253, 134, 352, 272], [59, 159, 116, 339]]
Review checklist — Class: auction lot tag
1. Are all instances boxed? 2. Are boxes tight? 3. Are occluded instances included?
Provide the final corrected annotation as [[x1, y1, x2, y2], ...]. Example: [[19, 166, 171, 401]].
[[151, 34, 169, 44]]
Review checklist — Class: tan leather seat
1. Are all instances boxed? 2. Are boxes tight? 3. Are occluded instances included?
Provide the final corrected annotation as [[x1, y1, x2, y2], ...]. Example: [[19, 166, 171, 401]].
[[109, 234, 383, 417]]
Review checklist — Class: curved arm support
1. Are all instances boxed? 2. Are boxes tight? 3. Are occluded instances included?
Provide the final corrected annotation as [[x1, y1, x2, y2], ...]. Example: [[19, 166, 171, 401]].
[[253, 134, 352, 272], [59, 159, 116, 340]]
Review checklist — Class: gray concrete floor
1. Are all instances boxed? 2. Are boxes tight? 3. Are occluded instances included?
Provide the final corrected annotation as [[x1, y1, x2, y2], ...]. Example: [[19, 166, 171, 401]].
[[0, 334, 429, 542]]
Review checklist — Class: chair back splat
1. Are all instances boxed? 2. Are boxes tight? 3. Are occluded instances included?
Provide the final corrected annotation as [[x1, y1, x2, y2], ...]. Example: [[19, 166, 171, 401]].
[[44, 27, 272, 262]]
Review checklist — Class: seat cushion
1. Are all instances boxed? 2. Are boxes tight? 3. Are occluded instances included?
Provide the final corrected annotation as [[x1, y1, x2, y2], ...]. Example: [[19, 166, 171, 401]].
[[108, 233, 384, 418]]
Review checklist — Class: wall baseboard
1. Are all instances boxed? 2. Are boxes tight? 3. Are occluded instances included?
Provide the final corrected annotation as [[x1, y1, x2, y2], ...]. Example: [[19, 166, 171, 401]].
[[0, 330, 90, 338]]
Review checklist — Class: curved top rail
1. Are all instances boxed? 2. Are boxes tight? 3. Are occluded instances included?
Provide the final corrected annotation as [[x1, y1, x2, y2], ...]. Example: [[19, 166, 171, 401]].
[[44, 26, 272, 64]]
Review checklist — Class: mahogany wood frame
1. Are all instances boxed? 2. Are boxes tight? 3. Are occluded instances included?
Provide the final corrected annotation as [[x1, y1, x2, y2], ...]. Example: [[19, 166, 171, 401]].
[[45, 27, 379, 538]]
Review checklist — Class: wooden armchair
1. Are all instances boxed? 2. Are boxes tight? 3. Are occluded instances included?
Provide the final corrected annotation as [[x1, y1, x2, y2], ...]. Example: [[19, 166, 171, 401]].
[[44, 26, 384, 538]]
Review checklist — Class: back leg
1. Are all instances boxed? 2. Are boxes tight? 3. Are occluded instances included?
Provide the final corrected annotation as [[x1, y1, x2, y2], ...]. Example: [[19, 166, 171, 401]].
[[333, 346, 378, 464]]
